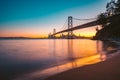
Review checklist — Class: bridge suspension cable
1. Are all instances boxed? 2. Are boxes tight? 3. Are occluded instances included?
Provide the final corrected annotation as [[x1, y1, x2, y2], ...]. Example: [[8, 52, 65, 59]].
[[73, 17, 97, 21], [60, 17, 97, 31], [72, 17, 97, 27], [60, 18, 68, 30]]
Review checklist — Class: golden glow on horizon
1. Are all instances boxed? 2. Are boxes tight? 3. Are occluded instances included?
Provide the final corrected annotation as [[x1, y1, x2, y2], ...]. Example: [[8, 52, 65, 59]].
[[75, 32, 96, 37], [71, 27, 97, 37], [0, 32, 96, 38], [0, 32, 48, 38], [0, 26, 99, 38]]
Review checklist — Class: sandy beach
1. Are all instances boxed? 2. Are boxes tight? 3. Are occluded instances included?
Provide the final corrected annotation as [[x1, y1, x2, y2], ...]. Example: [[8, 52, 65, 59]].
[[45, 52, 120, 80]]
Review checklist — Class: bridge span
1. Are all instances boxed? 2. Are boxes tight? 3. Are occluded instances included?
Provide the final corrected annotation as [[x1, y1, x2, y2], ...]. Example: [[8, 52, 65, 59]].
[[49, 16, 102, 38], [53, 20, 98, 35], [49, 13, 120, 39]]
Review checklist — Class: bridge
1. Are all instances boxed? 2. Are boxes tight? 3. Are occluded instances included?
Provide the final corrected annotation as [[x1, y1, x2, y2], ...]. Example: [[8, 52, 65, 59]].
[[49, 16, 100, 39]]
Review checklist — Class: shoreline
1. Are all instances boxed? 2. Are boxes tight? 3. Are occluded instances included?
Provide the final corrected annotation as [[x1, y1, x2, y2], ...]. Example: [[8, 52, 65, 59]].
[[45, 51, 120, 80]]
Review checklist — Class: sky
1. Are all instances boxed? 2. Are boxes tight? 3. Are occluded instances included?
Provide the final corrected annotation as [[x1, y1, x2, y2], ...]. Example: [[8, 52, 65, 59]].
[[0, 0, 110, 37]]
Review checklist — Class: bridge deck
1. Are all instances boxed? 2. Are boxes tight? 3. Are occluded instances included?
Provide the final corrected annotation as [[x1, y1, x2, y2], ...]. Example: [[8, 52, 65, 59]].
[[53, 20, 98, 35]]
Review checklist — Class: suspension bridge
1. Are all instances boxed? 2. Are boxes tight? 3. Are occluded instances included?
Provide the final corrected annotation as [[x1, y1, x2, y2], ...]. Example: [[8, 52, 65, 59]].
[[48, 16, 99, 39]]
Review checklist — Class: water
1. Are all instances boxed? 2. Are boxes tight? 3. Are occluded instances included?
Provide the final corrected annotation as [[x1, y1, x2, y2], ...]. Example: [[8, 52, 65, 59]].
[[0, 39, 120, 80]]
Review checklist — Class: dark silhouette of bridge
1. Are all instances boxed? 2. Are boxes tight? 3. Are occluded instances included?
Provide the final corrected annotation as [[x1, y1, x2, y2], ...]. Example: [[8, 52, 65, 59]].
[[53, 20, 98, 35], [49, 16, 99, 39]]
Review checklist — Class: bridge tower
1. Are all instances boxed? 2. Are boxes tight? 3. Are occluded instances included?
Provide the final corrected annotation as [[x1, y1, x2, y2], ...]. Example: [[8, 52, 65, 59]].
[[53, 28, 56, 34], [53, 28, 56, 38], [68, 16, 73, 39]]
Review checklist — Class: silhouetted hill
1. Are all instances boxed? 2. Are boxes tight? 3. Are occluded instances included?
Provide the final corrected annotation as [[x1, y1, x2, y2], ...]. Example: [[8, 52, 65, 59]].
[[94, 14, 120, 40], [94, 0, 120, 40]]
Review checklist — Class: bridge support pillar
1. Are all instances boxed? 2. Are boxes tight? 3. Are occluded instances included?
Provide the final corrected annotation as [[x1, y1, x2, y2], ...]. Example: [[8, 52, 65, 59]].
[[68, 16, 73, 39], [53, 28, 56, 38]]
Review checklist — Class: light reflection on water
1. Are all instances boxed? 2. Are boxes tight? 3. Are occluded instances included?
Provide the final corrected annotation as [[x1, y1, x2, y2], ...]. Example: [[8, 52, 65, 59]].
[[0, 39, 119, 80]]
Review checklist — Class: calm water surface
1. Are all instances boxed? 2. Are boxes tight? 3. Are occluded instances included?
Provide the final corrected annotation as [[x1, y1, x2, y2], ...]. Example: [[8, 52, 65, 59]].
[[0, 39, 119, 80]]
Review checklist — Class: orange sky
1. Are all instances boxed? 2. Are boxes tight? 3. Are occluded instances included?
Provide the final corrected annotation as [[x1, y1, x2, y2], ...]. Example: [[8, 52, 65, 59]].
[[0, 25, 101, 38], [0, 0, 107, 38]]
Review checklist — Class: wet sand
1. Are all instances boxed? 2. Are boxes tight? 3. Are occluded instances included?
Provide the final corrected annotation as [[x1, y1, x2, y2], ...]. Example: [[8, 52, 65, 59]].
[[45, 52, 120, 80]]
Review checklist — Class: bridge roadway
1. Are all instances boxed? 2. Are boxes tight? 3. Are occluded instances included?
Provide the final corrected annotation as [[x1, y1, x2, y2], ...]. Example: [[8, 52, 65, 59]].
[[53, 20, 99, 35]]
